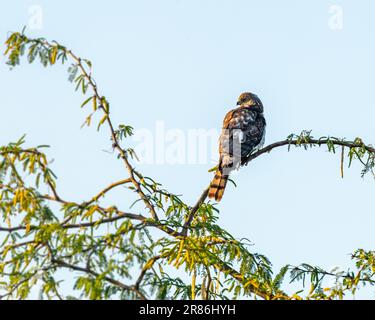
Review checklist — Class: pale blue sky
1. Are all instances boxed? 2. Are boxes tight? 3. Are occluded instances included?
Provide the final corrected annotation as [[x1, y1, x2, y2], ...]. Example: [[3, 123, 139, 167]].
[[1, 0, 374, 298]]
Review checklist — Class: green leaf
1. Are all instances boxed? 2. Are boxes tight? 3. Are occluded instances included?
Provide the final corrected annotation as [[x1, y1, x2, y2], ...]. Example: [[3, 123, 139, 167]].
[[81, 96, 93, 108]]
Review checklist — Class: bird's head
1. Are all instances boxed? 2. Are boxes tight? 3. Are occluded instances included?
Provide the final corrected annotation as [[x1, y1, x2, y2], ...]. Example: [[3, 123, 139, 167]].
[[236, 92, 263, 111]]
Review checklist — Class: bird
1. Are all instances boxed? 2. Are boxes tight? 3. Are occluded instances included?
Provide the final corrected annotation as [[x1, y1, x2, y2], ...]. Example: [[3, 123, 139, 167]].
[[208, 92, 266, 202]]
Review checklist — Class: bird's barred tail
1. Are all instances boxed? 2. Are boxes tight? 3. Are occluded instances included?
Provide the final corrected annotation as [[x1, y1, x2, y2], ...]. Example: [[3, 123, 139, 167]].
[[208, 169, 228, 202]]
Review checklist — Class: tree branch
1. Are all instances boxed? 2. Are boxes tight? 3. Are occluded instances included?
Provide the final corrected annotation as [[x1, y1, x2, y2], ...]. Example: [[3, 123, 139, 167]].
[[86, 178, 132, 205], [183, 136, 375, 236], [66, 49, 159, 222], [52, 258, 147, 300], [213, 259, 288, 300], [241, 138, 375, 166], [134, 255, 162, 290]]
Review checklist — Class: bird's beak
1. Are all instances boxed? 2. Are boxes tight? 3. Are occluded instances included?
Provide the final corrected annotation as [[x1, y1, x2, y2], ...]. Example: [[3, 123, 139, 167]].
[[236, 101, 241, 106]]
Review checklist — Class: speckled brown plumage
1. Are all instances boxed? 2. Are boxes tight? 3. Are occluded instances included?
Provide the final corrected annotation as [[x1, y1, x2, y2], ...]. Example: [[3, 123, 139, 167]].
[[208, 92, 266, 201]]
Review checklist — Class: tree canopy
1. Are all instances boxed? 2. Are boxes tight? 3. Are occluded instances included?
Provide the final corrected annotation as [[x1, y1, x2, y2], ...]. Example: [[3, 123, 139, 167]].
[[1, 29, 374, 300]]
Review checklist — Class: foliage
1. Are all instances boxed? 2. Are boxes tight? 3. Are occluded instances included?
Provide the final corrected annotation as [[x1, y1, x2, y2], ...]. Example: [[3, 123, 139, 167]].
[[0, 30, 374, 300]]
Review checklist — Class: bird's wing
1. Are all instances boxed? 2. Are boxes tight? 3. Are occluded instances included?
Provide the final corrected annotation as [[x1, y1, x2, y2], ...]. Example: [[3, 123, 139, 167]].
[[223, 107, 257, 130]]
